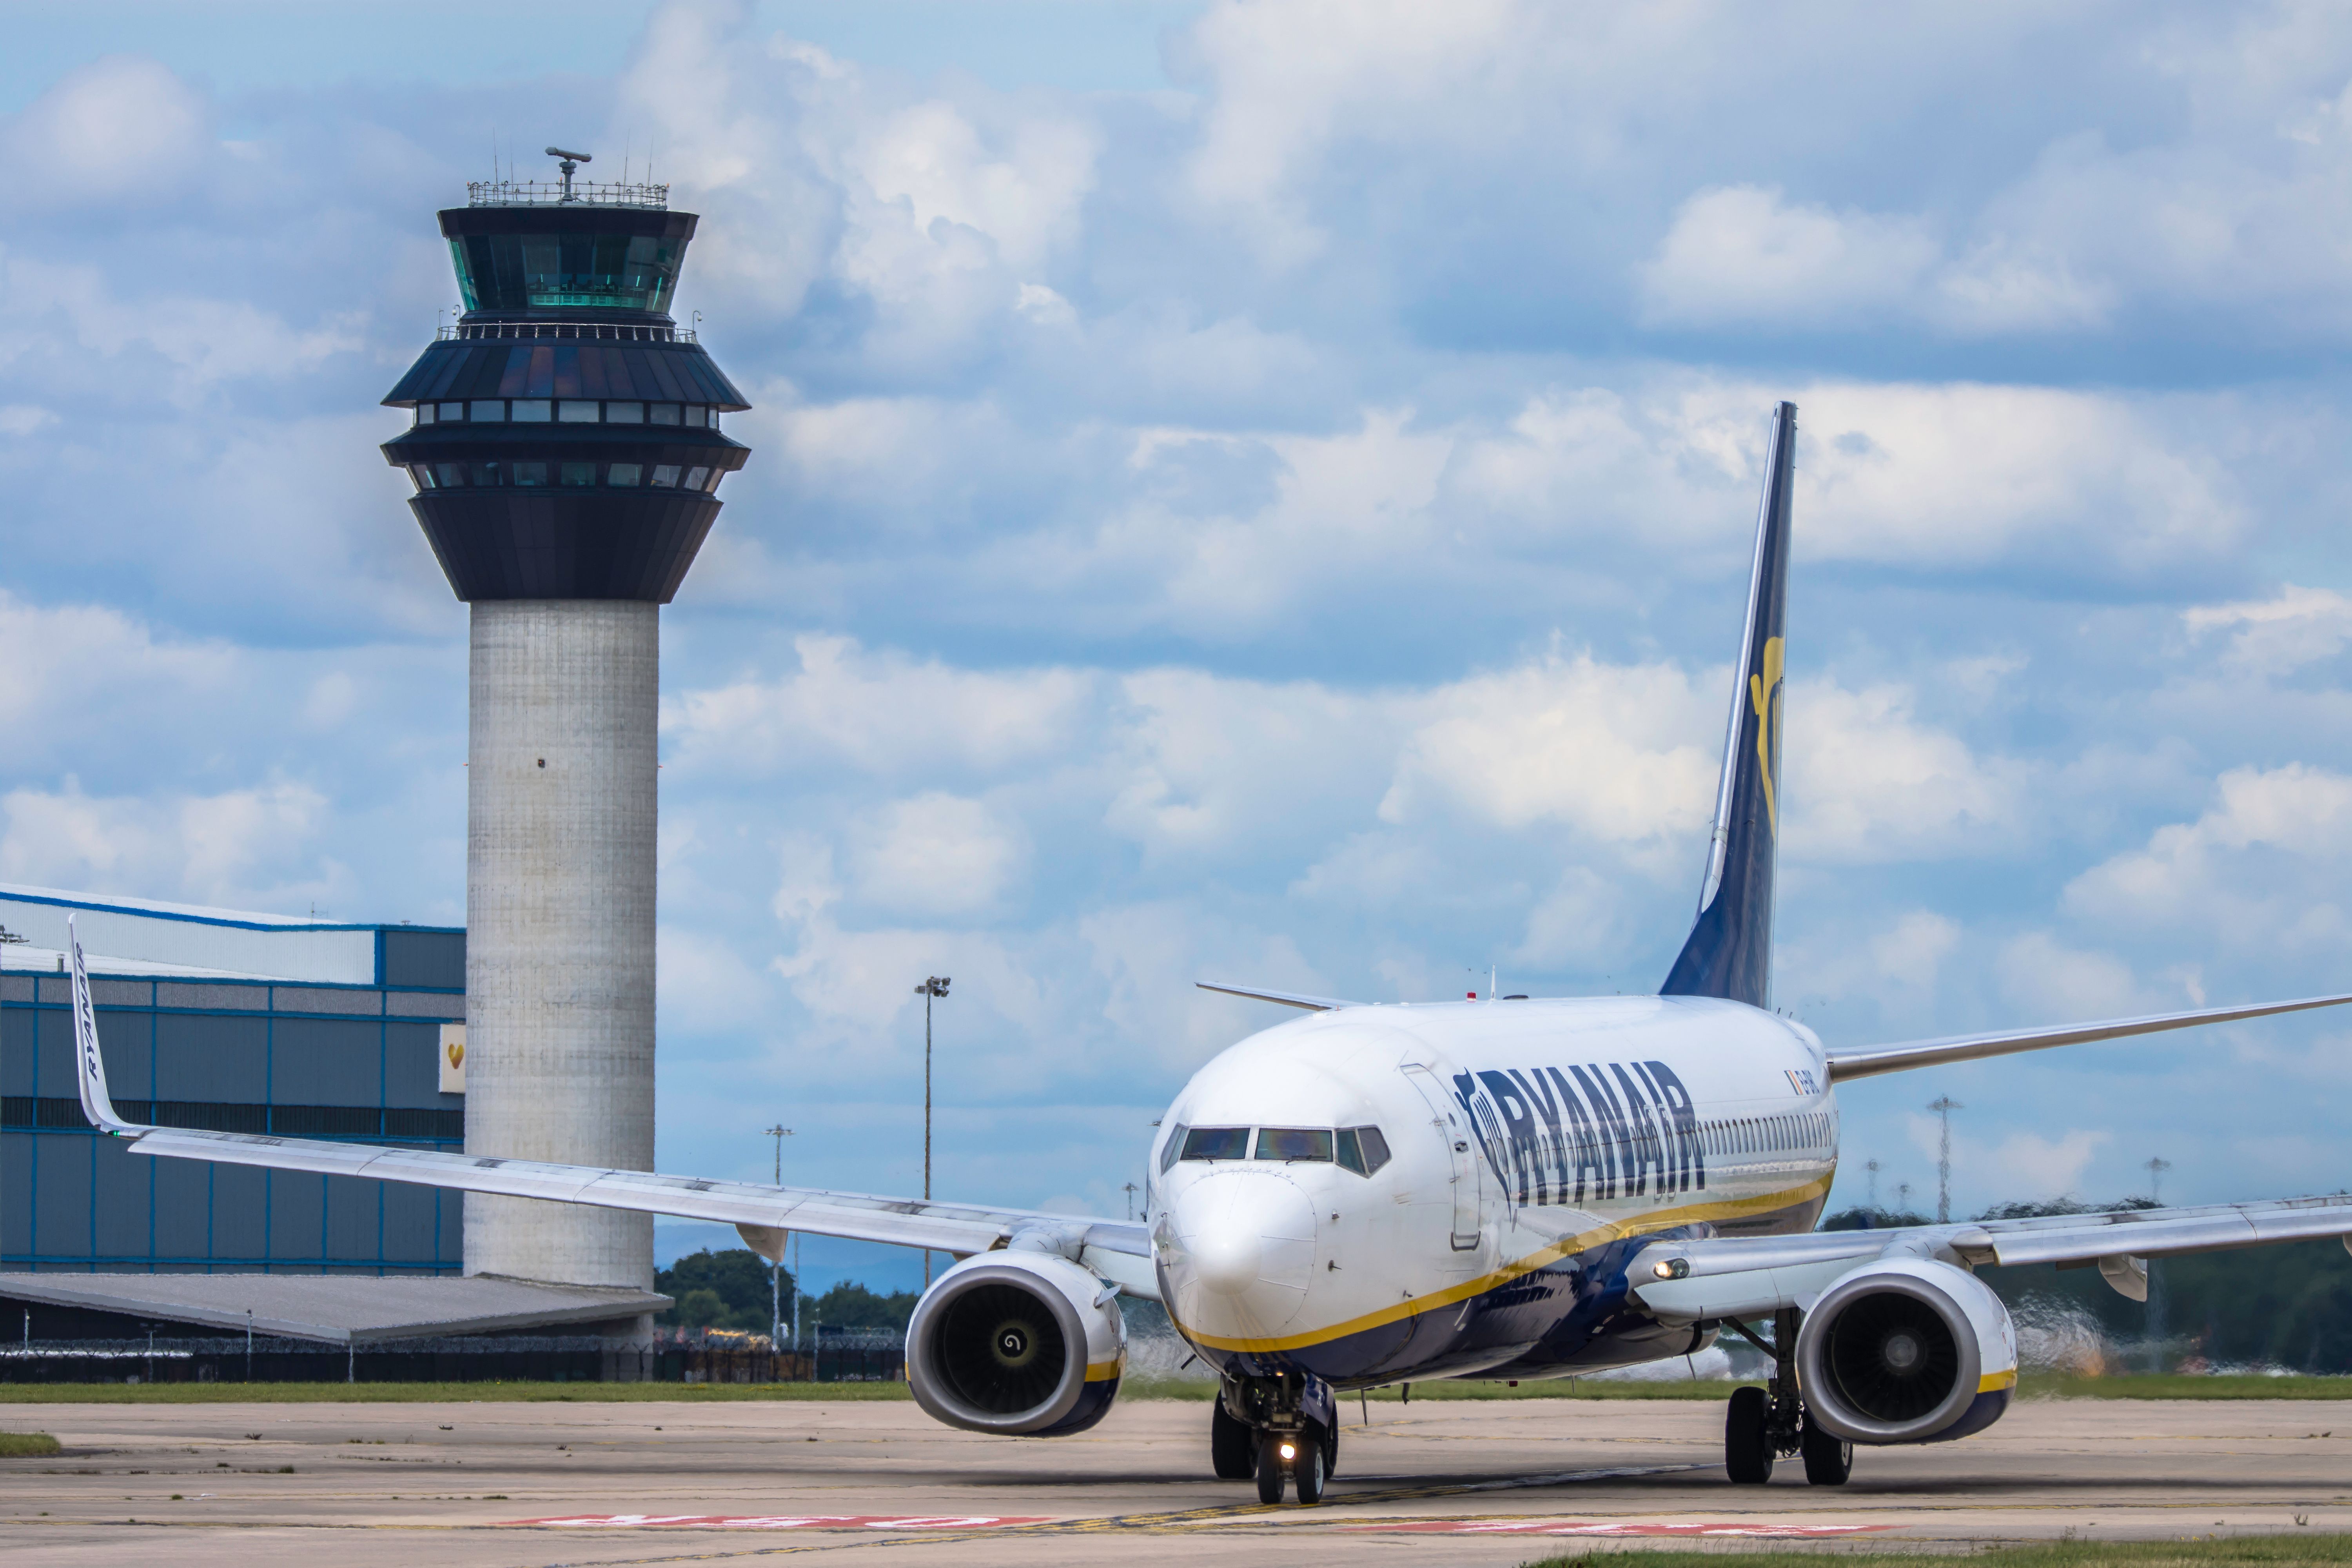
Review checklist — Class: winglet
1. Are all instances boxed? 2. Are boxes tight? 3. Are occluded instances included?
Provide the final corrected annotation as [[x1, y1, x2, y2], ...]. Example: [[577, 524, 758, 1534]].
[[67, 916, 136, 1135], [1195, 981, 1360, 1012]]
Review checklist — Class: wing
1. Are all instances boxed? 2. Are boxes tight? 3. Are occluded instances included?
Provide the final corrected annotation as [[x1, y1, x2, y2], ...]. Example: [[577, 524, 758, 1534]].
[[1195, 980, 1363, 1011], [62, 918, 1156, 1298], [1826, 991, 2352, 1082], [1632, 1192, 2352, 1322]]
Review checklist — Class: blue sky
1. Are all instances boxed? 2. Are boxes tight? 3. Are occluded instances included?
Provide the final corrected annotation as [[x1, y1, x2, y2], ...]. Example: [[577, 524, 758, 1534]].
[[7, 1, 2352, 1292]]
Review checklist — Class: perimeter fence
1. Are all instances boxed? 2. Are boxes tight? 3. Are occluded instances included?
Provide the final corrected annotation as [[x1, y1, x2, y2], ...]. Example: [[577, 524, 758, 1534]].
[[0, 1328, 905, 1385]]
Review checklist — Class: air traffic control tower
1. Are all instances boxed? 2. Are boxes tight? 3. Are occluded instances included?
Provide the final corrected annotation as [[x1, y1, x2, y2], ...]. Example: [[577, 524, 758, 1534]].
[[378, 151, 751, 1290]]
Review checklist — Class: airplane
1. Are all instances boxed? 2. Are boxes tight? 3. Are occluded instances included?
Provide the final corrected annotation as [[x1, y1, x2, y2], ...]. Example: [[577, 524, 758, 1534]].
[[66, 399, 2352, 1504]]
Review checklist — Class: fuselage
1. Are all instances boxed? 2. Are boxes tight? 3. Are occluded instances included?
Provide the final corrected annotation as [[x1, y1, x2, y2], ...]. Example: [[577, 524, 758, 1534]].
[[1148, 995, 1837, 1388]]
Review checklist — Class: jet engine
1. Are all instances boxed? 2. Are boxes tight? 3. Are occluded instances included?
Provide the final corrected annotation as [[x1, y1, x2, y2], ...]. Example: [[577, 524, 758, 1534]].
[[906, 1251, 1126, 1436], [1795, 1257, 2017, 1445]]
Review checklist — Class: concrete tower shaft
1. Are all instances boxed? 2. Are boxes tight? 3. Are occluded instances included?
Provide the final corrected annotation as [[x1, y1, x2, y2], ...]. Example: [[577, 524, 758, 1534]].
[[463, 601, 658, 1287], [379, 166, 751, 1290]]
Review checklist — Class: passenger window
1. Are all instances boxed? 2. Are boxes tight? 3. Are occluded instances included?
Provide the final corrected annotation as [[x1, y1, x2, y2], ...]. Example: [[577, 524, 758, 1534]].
[[1159, 1124, 1188, 1174], [1256, 1127, 1332, 1162], [1180, 1127, 1250, 1162]]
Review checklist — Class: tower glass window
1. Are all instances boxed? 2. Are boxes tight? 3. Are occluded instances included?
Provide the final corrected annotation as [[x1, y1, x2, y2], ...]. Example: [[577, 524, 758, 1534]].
[[650, 465, 680, 488], [449, 230, 685, 313], [608, 463, 641, 487]]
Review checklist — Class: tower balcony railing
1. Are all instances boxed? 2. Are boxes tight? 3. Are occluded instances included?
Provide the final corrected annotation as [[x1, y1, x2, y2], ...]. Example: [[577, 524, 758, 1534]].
[[468, 178, 668, 209], [438, 319, 697, 343]]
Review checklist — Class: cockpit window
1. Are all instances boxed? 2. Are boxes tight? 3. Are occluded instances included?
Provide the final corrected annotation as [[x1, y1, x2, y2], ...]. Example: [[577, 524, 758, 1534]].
[[1256, 1127, 1333, 1162], [1337, 1126, 1392, 1176], [1159, 1124, 1189, 1173], [1181, 1126, 1251, 1161]]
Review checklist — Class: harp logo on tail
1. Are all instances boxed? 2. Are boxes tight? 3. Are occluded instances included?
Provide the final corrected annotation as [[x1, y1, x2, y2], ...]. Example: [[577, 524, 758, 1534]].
[[1749, 635, 1785, 837]]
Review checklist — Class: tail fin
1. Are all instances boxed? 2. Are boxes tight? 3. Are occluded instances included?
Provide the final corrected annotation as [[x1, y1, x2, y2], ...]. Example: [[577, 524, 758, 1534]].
[[67, 916, 134, 1135], [1661, 401, 1795, 1010]]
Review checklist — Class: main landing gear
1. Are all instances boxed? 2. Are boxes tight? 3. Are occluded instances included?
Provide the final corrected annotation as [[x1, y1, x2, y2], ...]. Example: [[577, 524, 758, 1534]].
[[1213, 1372, 1338, 1504], [1722, 1307, 1851, 1487]]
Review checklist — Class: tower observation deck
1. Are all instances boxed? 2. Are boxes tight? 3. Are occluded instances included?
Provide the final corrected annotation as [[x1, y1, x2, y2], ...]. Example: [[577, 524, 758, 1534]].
[[377, 152, 753, 1297]]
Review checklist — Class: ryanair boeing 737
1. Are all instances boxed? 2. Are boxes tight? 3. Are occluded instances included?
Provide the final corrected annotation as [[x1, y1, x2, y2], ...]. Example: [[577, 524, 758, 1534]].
[[66, 401, 2352, 1501]]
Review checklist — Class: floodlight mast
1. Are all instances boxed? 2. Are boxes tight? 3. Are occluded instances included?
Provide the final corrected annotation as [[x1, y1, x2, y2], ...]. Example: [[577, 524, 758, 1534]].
[[545, 146, 593, 201]]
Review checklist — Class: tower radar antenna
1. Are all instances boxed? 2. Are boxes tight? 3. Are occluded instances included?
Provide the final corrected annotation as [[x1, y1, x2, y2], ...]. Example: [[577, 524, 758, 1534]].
[[545, 146, 593, 201]]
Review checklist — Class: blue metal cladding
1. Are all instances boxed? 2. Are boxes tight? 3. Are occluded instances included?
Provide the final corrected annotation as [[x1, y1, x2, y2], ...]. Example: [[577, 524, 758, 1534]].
[[0, 961, 465, 1276]]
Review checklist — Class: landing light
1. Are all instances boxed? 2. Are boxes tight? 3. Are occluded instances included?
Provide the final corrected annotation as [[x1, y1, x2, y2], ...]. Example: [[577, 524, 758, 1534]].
[[1279, 1443, 1296, 1460], [1651, 1258, 1691, 1280]]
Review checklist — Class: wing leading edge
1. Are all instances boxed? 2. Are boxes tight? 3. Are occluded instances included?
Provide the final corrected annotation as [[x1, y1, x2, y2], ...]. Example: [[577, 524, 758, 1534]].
[[1826, 991, 2352, 1082], [62, 918, 1154, 1294], [1634, 1192, 2352, 1322]]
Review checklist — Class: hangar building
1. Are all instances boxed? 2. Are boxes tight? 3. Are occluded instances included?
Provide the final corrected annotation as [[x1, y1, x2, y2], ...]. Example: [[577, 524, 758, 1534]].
[[0, 883, 468, 1276]]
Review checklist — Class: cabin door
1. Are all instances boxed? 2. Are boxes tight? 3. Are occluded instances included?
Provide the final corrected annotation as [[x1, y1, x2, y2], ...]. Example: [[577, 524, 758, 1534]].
[[1400, 1063, 1483, 1251]]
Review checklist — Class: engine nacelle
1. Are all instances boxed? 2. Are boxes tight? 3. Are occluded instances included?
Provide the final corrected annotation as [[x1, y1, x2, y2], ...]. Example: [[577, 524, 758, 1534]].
[[1795, 1257, 2018, 1445], [906, 1251, 1126, 1436]]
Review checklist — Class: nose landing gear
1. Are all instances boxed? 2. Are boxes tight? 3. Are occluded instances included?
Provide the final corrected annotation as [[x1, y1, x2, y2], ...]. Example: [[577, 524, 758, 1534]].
[[1214, 1372, 1338, 1504], [1722, 1307, 1850, 1486]]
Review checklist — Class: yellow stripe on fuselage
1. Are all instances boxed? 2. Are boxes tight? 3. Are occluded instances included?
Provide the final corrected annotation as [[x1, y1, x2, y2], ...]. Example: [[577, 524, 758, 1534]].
[[1169, 1172, 1834, 1354]]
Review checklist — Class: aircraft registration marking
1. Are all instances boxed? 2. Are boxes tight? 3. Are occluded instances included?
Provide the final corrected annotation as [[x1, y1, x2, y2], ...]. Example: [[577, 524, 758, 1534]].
[[504, 1513, 1048, 1530]]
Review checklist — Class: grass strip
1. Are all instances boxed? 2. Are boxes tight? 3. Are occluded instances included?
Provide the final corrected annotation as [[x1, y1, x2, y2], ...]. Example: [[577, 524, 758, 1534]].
[[1522, 1539, 2352, 1566], [0, 1431, 62, 1455]]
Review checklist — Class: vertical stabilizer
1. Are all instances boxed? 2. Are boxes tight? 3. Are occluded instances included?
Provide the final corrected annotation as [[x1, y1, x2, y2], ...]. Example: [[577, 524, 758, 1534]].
[[1661, 401, 1795, 1010]]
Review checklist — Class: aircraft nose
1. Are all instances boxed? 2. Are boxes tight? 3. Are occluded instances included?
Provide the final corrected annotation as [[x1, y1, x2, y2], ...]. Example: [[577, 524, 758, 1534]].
[[1189, 1212, 1262, 1297], [1166, 1171, 1318, 1333]]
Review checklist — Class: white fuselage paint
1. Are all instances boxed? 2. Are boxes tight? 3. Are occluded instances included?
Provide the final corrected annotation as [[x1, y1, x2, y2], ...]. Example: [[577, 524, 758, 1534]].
[[1148, 995, 1836, 1387]]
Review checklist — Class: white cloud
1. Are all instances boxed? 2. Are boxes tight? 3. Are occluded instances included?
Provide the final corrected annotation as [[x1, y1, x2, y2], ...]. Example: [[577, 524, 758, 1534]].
[[0, 56, 211, 206], [0, 777, 338, 910], [1996, 931, 2169, 1022], [1785, 679, 2025, 863], [1638, 185, 1941, 329], [849, 792, 1025, 916], [662, 635, 1095, 779], [1379, 652, 1715, 846], [2184, 584, 2352, 675], [2063, 764, 2352, 958]]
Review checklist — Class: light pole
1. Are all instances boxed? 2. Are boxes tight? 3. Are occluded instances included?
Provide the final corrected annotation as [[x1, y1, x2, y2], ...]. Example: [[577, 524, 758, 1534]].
[[1927, 1096, 1965, 1223], [2147, 1156, 2171, 1204], [913, 976, 951, 1285], [1123, 1182, 1138, 1222], [1864, 1159, 1881, 1221], [764, 1125, 793, 1359]]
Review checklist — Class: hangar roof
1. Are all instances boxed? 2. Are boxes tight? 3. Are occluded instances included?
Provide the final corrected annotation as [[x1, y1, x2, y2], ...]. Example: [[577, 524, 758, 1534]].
[[0, 1273, 668, 1344]]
